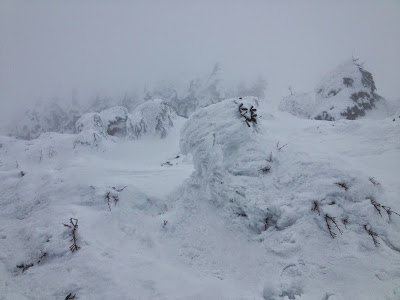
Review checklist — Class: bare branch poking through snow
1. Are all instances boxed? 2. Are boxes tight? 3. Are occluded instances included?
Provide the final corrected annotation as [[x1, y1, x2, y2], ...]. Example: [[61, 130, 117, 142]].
[[382, 205, 400, 217], [238, 103, 257, 127], [65, 293, 76, 300], [266, 152, 273, 162], [163, 220, 168, 228], [311, 200, 320, 216], [259, 166, 271, 173], [112, 186, 127, 192], [276, 142, 287, 151], [325, 214, 342, 238], [16, 263, 34, 272], [369, 177, 380, 185], [342, 218, 349, 229], [64, 218, 80, 252], [105, 191, 119, 211], [364, 225, 379, 246], [369, 198, 382, 217], [335, 182, 348, 191]]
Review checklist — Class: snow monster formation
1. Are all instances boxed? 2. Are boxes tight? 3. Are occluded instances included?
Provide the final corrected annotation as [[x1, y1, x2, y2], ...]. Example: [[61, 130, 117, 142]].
[[180, 97, 400, 298], [280, 59, 385, 121], [75, 99, 176, 140], [128, 99, 177, 139]]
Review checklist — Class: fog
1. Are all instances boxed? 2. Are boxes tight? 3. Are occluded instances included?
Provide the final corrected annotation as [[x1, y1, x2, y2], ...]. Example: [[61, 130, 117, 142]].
[[1, 0, 400, 121]]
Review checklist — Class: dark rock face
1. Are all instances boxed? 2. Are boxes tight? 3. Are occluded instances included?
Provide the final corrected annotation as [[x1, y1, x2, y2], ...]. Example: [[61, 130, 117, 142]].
[[313, 59, 384, 121]]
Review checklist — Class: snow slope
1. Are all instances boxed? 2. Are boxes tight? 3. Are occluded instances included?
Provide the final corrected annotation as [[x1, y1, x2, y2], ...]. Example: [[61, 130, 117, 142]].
[[0, 99, 399, 299]]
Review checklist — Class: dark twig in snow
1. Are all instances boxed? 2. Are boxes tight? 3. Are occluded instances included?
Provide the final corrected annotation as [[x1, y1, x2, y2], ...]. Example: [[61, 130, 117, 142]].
[[369, 198, 382, 217], [259, 166, 271, 173], [266, 152, 273, 162], [64, 218, 80, 252], [369, 177, 380, 185], [311, 200, 320, 216], [163, 220, 168, 228], [325, 214, 342, 238], [16, 263, 34, 272], [364, 225, 379, 246], [112, 186, 127, 192], [65, 293, 76, 300], [238, 103, 257, 127], [105, 191, 119, 211], [382, 205, 400, 217], [335, 182, 348, 191], [276, 142, 287, 151], [342, 218, 349, 229]]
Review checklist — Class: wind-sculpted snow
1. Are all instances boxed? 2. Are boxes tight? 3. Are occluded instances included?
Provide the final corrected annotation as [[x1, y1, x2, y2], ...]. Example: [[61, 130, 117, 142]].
[[180, 97, 400, 298], [279, 59, 386, 121], [128, 99, 176, 139], [74, 100, 177, 143]]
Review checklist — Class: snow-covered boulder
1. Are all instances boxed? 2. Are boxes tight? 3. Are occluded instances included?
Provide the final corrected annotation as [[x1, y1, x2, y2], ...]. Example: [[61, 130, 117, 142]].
[[279, 59, 385, 121], [127, 99, 176, 139], [313, 59, 384, 120]]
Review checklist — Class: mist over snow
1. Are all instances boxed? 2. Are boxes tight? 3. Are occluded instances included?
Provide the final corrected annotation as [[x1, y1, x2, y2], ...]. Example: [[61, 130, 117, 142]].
[[1, 1, 400, 300]]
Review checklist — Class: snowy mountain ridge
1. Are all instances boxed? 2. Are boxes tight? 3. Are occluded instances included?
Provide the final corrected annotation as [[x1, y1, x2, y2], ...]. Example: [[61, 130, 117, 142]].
[[1, 96, 399, 299]]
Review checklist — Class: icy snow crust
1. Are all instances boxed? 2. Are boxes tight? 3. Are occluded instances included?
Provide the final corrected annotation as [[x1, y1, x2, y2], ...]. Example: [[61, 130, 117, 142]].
[[1, 98, 400, 299]]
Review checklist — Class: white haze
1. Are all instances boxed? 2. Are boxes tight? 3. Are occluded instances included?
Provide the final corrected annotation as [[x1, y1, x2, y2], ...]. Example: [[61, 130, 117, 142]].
[[1, 0, 400, 121]]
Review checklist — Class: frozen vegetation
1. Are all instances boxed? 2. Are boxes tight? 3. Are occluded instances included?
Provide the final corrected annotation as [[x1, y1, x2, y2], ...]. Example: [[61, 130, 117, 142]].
[[1, 61, 400, 299]]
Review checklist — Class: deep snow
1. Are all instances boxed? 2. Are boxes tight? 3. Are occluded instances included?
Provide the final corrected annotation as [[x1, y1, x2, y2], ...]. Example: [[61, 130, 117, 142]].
[[0, 99, 399, 299]]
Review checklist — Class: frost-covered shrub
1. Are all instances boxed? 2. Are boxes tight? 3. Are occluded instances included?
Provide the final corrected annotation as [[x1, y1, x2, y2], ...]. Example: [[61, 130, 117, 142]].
[[75, 100, 177, 140], [127, 99, 176, 139]]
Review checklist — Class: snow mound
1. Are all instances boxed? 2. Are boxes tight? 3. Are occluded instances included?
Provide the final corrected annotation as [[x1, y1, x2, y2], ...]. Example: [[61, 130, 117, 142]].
[[279, 59, 386, 121], [180, 97, 400, 297], [75, 100, 177, 141], [279, 92, 315, 119], [127, 99, 177, 139]]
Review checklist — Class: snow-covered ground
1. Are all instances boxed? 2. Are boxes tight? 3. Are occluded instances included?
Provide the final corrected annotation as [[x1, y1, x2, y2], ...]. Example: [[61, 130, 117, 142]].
[[0, 99, 399, 299]]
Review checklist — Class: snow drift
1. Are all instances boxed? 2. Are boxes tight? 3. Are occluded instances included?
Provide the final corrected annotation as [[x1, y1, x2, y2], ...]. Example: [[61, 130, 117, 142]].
[[179, 97, 400, 298]]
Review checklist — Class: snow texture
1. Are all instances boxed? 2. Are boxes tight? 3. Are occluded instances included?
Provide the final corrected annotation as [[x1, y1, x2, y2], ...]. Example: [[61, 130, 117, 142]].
[[0, 96, 399, 299], [128, 99, 177, 139], [75, 100, 177, 142]]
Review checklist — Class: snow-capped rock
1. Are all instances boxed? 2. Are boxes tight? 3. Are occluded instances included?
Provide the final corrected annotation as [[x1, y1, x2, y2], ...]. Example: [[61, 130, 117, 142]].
[[313, 59, 384, 120], [279, 59, 386, 121]]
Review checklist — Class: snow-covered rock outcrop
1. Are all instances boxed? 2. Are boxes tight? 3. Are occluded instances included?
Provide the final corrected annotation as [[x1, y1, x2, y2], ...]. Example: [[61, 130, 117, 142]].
[[74, 100, 177, 141], [279, 59, 385, 121], [179, 97, 400, 298]]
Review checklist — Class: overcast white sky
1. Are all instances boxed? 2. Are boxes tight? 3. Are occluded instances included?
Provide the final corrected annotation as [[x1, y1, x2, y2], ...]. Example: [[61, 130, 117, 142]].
[[1, 0, 399, 119]]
